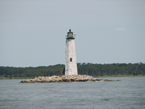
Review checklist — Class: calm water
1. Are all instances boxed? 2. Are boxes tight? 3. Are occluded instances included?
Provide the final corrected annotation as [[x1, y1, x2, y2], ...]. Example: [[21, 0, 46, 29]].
[[0, 77, 145, 109]]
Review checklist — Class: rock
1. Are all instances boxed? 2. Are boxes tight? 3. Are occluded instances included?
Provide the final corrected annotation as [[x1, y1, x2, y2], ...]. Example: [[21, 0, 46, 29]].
[[104, 79, 112, 81], [70, 79, 75, 81], [78, 79, 87, 82], [116, 80, 121, 81], [20, 75, 119, 83], [62, 78, 70, 82]]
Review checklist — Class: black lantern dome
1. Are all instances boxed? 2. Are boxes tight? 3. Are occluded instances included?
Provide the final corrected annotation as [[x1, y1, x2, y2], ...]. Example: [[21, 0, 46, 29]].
[[66, 29, 74, 39]]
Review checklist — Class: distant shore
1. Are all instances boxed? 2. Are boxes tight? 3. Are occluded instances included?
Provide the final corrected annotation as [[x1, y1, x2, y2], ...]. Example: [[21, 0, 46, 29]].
[[94, 75, 145, 78], [0, 77, 33, 80], [1, 63, 144, 79], [0, 75, 145, 80]]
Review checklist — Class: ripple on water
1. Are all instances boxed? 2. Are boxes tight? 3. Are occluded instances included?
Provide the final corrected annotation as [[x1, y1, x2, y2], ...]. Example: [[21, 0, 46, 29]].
[[0, 77, 145, 109]]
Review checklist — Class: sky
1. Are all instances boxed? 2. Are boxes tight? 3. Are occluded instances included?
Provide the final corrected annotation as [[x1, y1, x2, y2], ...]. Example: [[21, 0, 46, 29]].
[[0, 0, 145, 67]]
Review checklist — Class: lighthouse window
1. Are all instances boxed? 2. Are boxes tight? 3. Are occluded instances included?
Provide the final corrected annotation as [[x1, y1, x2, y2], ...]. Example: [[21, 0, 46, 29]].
[[68, 33, 72, 37], [70, 58, 72, 62]]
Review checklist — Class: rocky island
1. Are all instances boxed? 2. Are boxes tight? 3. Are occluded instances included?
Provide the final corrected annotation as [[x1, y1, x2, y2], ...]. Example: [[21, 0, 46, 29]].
[[20, 75, 120, 83]]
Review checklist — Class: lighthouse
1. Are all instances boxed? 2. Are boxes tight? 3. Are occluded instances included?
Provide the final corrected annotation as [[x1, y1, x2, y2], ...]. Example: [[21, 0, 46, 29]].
[[65, 29, 78, 76]]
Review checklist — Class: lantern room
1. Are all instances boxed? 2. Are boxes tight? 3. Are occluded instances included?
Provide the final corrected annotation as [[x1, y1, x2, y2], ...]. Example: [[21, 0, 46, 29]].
[[66, 29, 75, 39]]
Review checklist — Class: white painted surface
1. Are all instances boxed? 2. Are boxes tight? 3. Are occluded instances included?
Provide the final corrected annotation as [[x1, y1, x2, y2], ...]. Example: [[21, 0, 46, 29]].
[[65, 39, 78, 75]]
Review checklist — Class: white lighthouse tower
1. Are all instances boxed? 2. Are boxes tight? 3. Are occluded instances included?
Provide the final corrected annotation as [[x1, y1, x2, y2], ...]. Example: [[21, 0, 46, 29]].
[[65, 29, 78, 76]]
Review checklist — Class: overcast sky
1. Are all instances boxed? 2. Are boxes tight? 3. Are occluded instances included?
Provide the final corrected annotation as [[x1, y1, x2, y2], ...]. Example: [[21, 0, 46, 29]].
[[0, 0, 145, 67]]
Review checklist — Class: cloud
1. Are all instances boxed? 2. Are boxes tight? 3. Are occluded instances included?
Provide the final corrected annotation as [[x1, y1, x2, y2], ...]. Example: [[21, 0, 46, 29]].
[[115, 28, 126, 31]]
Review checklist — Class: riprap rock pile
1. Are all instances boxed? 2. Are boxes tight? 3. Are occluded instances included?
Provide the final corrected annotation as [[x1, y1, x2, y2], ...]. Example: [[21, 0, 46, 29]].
[[20, 75, 117, 83]]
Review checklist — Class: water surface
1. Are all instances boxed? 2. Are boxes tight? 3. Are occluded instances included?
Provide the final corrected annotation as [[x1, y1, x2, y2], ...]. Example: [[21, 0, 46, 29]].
[[0, 77, 145, 109]]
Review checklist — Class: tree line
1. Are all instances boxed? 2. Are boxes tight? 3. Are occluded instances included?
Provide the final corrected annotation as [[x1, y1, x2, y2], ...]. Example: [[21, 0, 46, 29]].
[[0, 63, 145, 77]]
